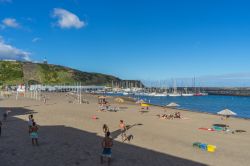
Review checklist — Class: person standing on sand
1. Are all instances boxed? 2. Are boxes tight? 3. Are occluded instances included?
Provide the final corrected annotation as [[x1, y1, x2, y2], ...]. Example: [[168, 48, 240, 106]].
[[101, 131, 113, 165], [3, 111, 8, 121], [119, 120, 127, 141], [28, 115, 34, 133], [0, 120, 2, 136], [29, 122, 39, 146], [43, 96, 47, 104]]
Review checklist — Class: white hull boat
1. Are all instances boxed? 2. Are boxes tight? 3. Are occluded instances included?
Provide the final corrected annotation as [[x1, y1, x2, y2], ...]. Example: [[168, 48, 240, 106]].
[[168, 93, 181, 97], [182, 93, 194, 97]]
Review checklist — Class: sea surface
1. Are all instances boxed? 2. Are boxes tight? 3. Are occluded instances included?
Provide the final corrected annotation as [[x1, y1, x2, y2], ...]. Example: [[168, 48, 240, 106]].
[[105, 93, 250, 119]]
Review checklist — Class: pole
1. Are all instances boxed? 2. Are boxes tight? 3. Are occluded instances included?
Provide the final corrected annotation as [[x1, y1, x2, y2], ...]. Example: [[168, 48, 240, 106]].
[[80, 82, 82, 104]]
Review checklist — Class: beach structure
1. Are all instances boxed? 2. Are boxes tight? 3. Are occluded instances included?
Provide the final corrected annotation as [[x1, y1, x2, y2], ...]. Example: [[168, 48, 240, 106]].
[[98, 96, 107, 104], [140, 103, 150, 110], [166, 102, 180, 107], [114, 97, 124, 103], [29, 85, 105, 93], [136, 99, 145, 104], [217, 109, 237, 117]]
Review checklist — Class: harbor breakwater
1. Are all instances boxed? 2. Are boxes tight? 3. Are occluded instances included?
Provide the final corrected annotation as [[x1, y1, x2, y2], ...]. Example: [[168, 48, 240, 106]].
[[203, 87, 250, 96]]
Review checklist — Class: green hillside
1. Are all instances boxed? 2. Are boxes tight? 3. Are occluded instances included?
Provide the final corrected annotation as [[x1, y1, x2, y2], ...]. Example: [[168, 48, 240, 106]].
[[0, 61, 121, 85]]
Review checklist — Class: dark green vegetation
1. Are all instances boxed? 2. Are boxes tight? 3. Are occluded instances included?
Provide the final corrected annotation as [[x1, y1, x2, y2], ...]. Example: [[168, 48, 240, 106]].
[[0, 61, 24, 85], [0, 61, 121, 85]]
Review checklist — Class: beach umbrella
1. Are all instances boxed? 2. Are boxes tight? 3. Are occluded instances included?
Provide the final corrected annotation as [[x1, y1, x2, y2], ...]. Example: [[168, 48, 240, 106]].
[[115, 97, 124, 103], [141, 103, 150, 107], [136, 99, 145, 104], [217, 109, 236, 116], [166, 102, 180, 107]]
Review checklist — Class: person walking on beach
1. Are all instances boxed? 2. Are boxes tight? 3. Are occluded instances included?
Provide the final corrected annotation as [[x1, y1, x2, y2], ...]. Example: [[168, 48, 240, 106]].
[[3, 111, 8, 121], [0, 120, 2, 137], [101, 131, 113, 165], [43, 96, 47, 104], [28, 115, 34, 133], [29, 122, 39, 146], [119, 120, 127, 141]]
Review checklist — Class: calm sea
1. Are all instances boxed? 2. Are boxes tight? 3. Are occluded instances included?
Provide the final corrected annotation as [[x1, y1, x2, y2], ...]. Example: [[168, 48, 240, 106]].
[[106, 93, 250, 119]]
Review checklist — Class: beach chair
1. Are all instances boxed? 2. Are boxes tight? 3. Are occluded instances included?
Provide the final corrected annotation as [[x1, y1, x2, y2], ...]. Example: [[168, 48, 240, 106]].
[[107, 107, 119, 112], [199, 143, 207, 151], [213, 126, 223, 131], [207, 145, 216, 152]]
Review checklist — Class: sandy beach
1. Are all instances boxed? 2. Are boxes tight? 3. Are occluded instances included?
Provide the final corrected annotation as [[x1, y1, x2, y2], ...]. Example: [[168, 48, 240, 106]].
[[0, 93, 250, 166]]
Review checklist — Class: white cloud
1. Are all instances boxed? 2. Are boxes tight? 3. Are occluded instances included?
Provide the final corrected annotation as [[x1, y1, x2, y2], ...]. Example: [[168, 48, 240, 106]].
[[0, 37, 30, 61], [32, 37, 41, 43], [52, 8, 85, 29], [2, 18, 20, 28]]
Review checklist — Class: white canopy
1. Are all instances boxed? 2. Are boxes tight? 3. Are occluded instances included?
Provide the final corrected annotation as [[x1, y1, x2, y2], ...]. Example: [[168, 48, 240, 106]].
[[166, 102, 180, 107], [217, 109, 237, 116], [136, 99, 145, 104]]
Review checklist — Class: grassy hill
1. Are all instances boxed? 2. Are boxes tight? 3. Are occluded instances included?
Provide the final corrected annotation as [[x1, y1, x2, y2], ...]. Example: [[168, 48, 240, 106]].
[[0, 61, 121, 86]]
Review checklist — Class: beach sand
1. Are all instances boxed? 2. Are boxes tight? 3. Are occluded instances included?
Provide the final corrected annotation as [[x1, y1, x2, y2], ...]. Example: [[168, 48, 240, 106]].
[[0, 93, 250, 166]]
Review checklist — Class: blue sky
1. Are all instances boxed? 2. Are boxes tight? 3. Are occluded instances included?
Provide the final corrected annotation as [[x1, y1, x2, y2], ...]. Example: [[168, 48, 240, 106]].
[[1, 0, 250, 86]]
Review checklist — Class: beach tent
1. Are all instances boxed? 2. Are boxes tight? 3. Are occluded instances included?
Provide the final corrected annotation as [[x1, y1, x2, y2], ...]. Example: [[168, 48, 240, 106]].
[[217, 109, 237, 116], [98, 96, 107, 104], [141, 103, 150, 107], [115, 97, 124, 103], [140, 103, 150, 110], [136, 99, 145, 104], [166, 102, 180, 107]]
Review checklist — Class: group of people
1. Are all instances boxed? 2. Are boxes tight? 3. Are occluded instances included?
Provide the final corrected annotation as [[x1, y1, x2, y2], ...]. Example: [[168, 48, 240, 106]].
[[100, 120, 129, 165], [159, 112, 182, 120], [0, 110, 39, 146], [98, 96, 112, 112], [28, 114, 39, 146], [98, 103, 111, 112], [101, 124, 112, 165]]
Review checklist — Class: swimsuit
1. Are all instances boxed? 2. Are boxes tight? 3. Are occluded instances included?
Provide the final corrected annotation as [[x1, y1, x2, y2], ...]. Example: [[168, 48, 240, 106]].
[[102, 148, 112, 157], [30, 132, 38, 139]]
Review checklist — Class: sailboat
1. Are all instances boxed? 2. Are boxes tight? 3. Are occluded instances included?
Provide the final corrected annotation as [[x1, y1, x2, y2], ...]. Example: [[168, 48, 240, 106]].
[[193, 77, 208, 96], [168, 80, 181, 97], [182, 87, 194, 96]]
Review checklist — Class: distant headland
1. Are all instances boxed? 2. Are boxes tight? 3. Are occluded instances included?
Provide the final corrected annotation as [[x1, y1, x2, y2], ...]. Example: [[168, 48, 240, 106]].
[[0, 60, 142, 86]]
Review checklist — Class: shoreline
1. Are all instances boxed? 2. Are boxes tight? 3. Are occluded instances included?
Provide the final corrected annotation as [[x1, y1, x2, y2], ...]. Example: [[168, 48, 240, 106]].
[[110, 95, 250, 120], [149, 103, 250, 121]]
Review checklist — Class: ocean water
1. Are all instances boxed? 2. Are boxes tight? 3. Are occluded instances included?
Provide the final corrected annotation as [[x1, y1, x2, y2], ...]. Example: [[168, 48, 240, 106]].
[[106, 93, 250, 119]]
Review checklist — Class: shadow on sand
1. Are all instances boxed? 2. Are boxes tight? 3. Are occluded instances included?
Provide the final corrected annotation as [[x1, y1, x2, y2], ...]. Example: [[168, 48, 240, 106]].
[[110, 123, 143, 140], [0, 107, 207, 166]]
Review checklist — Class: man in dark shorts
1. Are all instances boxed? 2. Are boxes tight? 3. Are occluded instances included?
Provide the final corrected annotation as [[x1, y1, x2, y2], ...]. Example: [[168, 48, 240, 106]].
[[3, 112, 7, 121], [0, 120, 2, 136], [101, 131, 113, 165]]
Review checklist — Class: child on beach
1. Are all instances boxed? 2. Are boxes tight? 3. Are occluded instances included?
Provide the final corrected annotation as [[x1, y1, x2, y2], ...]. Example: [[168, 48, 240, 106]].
[[119, 120, 127, 142], [43, 96, 47, 104], [0, 120, 2, 136], [103, 124, 109, 136], [29, 122, 39, 146], [28, 115, 34, 133], [101, 131, 113, 166], [3, 111, 8, 121]]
